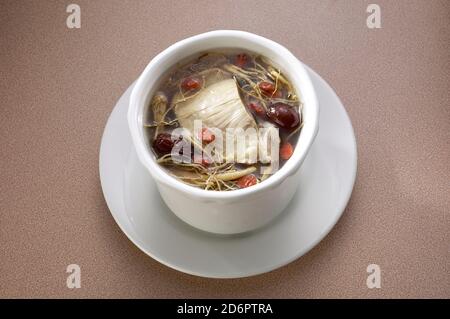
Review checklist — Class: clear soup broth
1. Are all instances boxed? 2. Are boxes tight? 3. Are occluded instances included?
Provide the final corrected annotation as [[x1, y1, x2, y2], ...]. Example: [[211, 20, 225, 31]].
[[145, 50, 303, 191]]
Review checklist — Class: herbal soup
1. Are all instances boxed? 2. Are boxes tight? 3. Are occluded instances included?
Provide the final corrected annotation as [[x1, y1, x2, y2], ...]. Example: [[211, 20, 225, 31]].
[[145, 51, 303, 191]]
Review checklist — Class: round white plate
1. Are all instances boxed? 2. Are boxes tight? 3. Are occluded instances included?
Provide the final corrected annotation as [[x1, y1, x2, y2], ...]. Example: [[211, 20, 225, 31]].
[[99, 66, 357, 278]]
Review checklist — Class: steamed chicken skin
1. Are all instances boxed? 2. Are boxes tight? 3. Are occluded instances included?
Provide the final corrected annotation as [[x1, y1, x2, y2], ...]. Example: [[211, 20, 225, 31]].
[[172, 78, 279, 164]]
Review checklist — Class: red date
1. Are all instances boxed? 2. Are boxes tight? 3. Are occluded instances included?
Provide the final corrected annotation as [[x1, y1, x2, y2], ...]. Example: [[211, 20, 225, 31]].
[[152, 133, 174, 155], [266, 103, 300, 130]]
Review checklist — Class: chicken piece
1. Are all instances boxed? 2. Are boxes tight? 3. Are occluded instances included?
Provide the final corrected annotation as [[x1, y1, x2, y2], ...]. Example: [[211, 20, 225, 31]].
[[172, 76, 279, 164]]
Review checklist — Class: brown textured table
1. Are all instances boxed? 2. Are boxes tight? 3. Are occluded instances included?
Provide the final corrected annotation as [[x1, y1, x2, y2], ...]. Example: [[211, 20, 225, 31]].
[[1, 0, 449, 298]]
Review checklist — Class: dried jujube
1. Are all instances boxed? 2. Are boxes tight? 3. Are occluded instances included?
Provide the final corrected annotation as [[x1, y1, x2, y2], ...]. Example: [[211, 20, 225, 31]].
[[153, 133, 174, 155], [266, 102, 300, 130]]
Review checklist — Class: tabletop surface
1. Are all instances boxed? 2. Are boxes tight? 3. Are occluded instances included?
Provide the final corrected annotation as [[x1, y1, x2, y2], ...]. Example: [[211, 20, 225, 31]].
[[1, 0, 449, 298]]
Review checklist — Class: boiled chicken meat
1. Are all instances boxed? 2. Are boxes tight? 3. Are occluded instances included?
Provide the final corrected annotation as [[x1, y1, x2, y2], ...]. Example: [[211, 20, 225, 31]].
[[172, 76, 279, 164]]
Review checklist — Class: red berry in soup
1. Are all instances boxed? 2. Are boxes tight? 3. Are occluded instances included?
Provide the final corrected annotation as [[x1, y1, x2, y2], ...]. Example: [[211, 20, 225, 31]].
[[235, 53, 249, 68], [236, 174, 258, 189], [181, 77, 201, 91], [153, 133, 174, 155], [201, 156, 212, 167], [280, 142, 294, 160], [266, 103, 300, 130], [258, 81, 276, 95], [248, 102, 266, 117], [199, 127, 215, 143]]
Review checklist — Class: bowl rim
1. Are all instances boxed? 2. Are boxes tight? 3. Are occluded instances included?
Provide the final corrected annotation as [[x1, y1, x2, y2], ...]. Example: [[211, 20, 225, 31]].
[[128, 30, 319, 200]]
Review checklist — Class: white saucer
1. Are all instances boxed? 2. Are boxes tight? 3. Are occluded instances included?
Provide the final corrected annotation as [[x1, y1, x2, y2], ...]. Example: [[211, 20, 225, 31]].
[[99, 66, 357, 278]]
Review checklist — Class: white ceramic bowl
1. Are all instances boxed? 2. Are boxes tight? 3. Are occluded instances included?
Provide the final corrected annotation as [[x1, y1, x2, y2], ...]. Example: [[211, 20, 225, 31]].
[[128, 30, 319, 234]]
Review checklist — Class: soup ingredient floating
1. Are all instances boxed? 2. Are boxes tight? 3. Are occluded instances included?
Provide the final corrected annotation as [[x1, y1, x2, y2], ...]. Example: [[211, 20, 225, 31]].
[[145, 51, 303, 191]]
